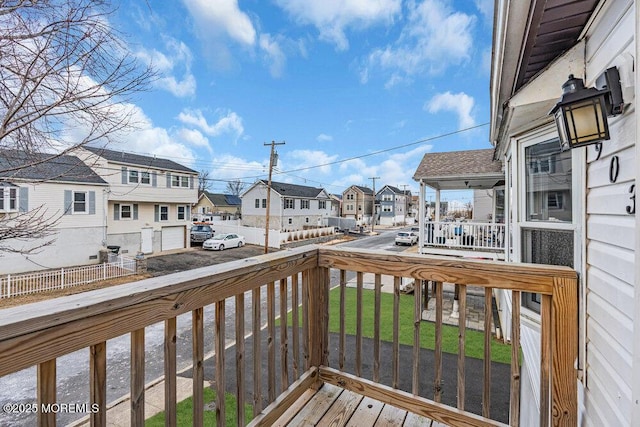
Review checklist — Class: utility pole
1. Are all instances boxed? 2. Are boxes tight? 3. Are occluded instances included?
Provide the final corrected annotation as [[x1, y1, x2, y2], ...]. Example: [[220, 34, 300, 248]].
[[264, 141, 285, 253], [369, 176, 380, 233]]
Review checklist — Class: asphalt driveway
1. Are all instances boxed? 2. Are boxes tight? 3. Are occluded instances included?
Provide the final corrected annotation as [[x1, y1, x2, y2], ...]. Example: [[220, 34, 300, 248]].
[[145, 244, 271, 276]]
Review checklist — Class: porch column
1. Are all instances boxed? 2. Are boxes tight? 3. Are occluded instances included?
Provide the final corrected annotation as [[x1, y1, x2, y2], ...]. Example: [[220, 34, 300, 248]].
[[419, 180, 426, 254], [435, 190, 441, 222]]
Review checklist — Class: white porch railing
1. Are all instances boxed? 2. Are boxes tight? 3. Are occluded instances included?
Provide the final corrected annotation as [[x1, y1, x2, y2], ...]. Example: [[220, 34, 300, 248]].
[[423, 221, 505, 251], [0, 255, 137, 299]]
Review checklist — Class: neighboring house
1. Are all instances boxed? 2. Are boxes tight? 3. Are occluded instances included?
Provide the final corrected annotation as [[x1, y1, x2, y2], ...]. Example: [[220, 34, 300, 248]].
[[241, 180, 332, 231], [0, 150, 108, 274], [193, 191, 241, 220], [329, 194, 342, 217], [376, 185, 408, 226], [491, 1, 639, 425], [341, 185, 374, 223], [78, 146, 198, 255]]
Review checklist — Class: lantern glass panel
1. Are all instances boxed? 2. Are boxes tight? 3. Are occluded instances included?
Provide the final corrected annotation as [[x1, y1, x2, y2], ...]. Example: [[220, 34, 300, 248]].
[[562, 96, 609, 147]]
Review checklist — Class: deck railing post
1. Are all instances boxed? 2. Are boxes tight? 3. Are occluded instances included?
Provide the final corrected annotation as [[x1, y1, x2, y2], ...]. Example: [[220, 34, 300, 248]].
[[550, 276, 578, 426], [306, 266, 329, 374]]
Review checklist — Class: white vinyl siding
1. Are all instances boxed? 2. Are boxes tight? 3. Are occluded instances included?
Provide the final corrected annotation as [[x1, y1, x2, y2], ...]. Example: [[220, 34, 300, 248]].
[[582, 2, 636, 425]]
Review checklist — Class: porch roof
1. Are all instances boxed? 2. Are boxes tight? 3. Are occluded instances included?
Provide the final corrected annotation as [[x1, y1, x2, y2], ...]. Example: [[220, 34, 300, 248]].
[[412, 148, 504, 190]]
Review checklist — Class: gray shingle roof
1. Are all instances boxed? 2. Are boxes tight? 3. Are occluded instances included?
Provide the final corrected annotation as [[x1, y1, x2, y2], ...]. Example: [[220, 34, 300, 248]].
[[261, 180, 327, 198], [203, 192, 241, 206], [413, 149, 502, 179], [351, 185, 374, 195], [84, 146, 197, 174], [0, 150, 107, 185]]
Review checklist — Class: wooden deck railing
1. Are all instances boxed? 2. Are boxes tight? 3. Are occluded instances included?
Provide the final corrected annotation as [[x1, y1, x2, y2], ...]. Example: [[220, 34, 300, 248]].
[[0, 245, 577, 427]]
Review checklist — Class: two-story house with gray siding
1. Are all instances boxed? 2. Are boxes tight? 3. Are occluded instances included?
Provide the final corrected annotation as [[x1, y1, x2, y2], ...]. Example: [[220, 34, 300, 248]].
[[376, 185, 408, 226], [241, 180, 331, 231], [0, 150, 108, 274], [78, 146, 198, 255]]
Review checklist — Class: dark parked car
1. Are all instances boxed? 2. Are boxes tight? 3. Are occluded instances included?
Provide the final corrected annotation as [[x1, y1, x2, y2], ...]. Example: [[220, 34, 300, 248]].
[[190, 224, 214, 244]]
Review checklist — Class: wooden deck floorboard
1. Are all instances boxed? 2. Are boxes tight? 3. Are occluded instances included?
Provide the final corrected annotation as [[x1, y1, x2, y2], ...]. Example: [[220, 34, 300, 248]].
[[281, 383, 437, 426]]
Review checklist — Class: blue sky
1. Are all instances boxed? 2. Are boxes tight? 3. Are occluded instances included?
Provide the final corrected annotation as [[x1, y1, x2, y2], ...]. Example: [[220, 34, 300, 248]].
[[109, 0, 494, 199]]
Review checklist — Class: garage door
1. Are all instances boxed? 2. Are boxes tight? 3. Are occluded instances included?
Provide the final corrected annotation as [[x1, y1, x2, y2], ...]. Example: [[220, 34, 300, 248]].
[[161, 226, 185, 251]]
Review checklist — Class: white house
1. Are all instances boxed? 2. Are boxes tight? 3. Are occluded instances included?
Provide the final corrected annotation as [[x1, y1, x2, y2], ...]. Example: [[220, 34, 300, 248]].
[[0, 150, 108, 274], [491, 0, 639, 425], [241, 180, 332, 231], [78, 146, 199, 255]]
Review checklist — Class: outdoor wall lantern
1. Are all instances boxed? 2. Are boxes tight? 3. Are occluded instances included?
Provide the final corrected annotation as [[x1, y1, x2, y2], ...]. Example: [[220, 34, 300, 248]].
[[550, 67, 624, 151]]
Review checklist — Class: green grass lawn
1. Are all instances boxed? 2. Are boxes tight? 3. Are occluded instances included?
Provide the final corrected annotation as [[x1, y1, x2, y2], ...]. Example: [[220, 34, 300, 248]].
[[296, 286, 512, 364], [145, 388, 253, 427]]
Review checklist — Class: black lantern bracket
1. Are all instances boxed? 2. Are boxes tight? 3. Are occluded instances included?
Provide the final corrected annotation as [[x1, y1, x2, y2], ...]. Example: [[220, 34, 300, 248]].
[[595, 66, 625, 116]]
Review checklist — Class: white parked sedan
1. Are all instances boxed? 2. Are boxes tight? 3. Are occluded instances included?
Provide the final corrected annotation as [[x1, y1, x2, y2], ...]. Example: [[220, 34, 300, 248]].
[[203, 233, 245, 251], [394, 231, 418, 246]]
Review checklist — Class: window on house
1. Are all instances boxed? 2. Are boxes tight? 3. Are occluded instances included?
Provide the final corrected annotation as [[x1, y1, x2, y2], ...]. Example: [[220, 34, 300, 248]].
[[160, 205, 168, 221], [347, 194, 354, 200], [383, 206, 392, 212], [141, 172, 150, 184], [177, 205, 188, 220], [120, 204, 132, 219], [305, 217, 309, 223], [319, 200, 326, 209], [255, 199, 260, 208], [73, 192, 87, 213], [0, 187, 18, 212], [172, 175, 189, 188], [521, 137, 576, 314], [284, 198, 294, 209], [262, 199, 267, 208], [129, 170, 139, 183], [301, 200, 310, 209], [288, 218, 292, 225], [525, 140, 571, 222], [382, 195, 393, 201]]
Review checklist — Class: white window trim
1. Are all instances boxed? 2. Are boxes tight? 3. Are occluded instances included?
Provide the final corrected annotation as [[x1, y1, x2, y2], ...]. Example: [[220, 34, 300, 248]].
[[73, 191, 89, 214], [0, 186, 18, 212], [159, 205, 169, 221], [140, 171, 151, 185], [177, 205, 188, 221], [120, 204, 133, 220], [512, 125, 585, 320]]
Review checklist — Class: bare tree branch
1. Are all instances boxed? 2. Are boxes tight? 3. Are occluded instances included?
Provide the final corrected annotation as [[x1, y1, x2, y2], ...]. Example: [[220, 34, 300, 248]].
[[0, 0, 155, 255]]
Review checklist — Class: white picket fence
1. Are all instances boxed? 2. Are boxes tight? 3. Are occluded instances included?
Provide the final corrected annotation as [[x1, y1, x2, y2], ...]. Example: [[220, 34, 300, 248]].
[[0, 255, 137, 299]]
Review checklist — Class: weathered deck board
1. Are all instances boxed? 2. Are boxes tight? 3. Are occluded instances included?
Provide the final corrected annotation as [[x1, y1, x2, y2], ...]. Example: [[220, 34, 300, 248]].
[[346, 396, 385, 426], [274, 383, 440, 427], [317, 388, 363, 425], [375, 404, 407, 426], [287, 383, 342, 426]]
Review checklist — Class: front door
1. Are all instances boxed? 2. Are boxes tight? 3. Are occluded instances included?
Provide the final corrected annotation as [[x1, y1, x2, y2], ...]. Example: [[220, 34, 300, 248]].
[[141, 227, 153, 254]]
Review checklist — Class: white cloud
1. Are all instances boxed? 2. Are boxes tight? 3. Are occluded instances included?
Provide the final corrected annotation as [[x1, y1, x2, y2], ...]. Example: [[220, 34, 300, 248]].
[[176, 128, 211, 152], [176, 109, 244, 142], [316, 133, 333, 142], [283, 150, 339, 174], [259, 34, 287, 78], [183, 0, 256, 46], [137, 39, 196, 97], [276, 0, 401, 50], [474, 0, 494, 22], [362, 0, 475, 85], [425, 91, 476, 129]]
